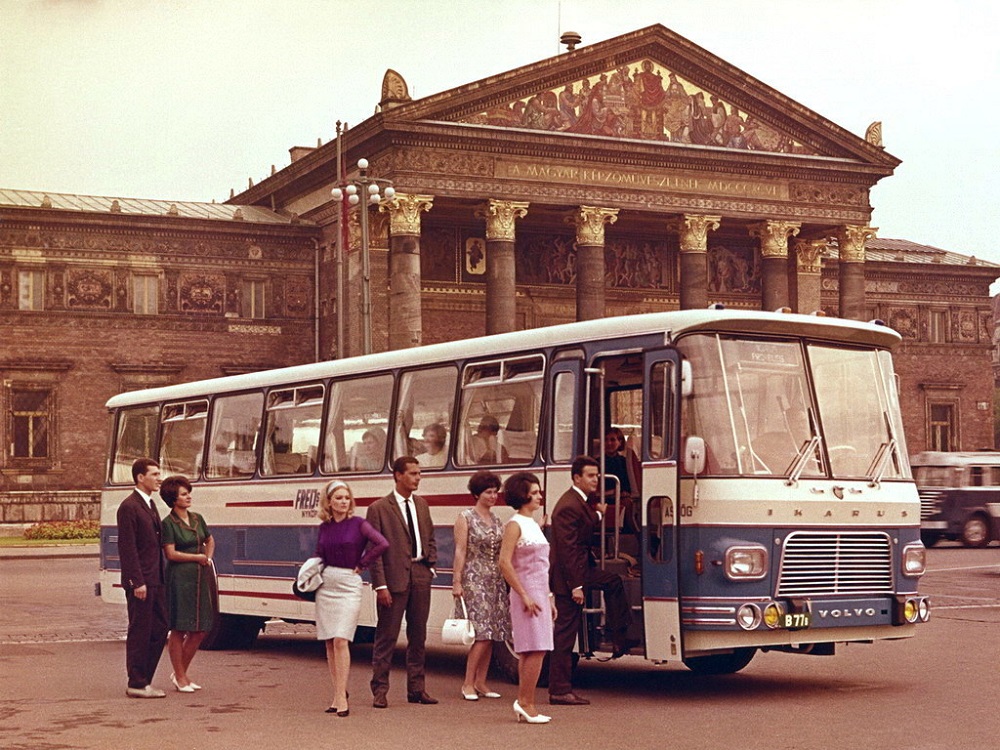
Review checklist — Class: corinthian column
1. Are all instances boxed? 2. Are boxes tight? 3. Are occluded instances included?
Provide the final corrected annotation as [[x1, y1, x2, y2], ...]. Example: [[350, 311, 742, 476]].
[[668, 214, 721, 310], [837, 225, 876, 320], [749, 220, 800, 311], [380, 193, 434, 349], [791, 238, 827, 314], [566, 205, 618, 321], [475, 199, 529, 334]]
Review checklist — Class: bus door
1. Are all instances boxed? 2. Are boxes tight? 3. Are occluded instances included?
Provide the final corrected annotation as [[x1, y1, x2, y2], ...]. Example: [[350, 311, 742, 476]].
[[545, 353, 586, 500], [641, 349, 683, 662]]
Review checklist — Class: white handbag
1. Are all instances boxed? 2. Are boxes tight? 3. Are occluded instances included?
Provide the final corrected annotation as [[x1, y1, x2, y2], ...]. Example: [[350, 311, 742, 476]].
[[441, 596, 476, 646]]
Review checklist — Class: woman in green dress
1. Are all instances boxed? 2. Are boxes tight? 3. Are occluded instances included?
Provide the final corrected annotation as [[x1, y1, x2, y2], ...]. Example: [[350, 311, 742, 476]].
[[161, 475, 215, 693]]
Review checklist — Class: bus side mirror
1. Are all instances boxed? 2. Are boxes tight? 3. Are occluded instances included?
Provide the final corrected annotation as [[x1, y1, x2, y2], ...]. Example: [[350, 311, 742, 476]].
[[684, 436, 705, 475], [681, 360, 693, 398]]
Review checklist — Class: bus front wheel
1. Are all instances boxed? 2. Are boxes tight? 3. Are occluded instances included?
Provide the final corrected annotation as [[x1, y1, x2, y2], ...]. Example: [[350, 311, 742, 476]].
[[682, 647, 756, 675], [200, 614, 266, 651], [961, 514, 992, 548]]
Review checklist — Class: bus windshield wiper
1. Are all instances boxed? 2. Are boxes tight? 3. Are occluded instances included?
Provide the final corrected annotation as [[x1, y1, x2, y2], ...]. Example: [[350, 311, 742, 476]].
[[786, 435, 820, 486]]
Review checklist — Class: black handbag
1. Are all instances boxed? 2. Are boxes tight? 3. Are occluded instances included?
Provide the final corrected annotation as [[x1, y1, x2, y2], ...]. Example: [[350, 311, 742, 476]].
[[292, 579, 317, 602]]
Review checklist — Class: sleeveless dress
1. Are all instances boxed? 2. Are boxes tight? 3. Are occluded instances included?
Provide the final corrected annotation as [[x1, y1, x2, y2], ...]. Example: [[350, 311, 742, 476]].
[[459, 508, 512, 642], [162, 511, 215, 632], [507, 513, 553, 653]]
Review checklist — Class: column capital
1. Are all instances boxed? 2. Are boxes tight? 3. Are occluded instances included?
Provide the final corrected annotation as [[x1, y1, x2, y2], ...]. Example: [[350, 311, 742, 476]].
[[749, 220, 801, 259], [792, 238, 828, 274], [667, 214, 722, 254], [475, 199, 530, 241], [380, 193, 434, 236], [836, 225, 877, 263], [565, 205, 619, 245]]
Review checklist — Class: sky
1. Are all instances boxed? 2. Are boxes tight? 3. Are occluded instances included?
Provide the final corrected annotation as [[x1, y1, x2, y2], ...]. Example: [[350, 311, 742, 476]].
[[2, 0, 998, 271]]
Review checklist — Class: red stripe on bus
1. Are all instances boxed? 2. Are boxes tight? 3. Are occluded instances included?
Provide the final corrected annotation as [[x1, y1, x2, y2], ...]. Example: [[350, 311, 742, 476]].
[[224, 493, 474, 508]]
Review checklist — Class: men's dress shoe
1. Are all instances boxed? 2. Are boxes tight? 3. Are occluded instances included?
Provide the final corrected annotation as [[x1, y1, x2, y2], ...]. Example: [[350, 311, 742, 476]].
[[126, 685, 166, 699], [407, 691, 439, 705], [549, 692, 590, 705], [372, 695, 388, 709]]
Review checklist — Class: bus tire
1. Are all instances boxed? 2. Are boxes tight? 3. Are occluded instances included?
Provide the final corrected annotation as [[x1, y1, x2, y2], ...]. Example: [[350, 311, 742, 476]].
[[200, 614, 266, 651], [682, 647, 756, 675], [920, 530, 942, 547], [960, 514, 992, 548]]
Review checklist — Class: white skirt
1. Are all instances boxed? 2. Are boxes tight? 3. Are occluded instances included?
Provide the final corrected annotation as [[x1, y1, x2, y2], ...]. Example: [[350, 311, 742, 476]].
[[315, 566, 363, 641]]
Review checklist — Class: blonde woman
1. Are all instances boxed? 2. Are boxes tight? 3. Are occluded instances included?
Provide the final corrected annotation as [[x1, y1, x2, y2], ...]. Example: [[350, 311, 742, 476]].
[[314, 480, 389, 716]]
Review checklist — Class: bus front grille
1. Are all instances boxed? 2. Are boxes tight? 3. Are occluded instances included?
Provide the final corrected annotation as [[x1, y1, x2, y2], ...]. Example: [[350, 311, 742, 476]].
[[917, 489, 943, 520], [776, 531, 893, 597]]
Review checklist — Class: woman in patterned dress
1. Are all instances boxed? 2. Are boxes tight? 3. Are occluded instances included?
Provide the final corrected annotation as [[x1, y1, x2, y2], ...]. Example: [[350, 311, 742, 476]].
[[161, 475, 215, 693], [498, 471, 554, 724], [452, 470, 511, 701]]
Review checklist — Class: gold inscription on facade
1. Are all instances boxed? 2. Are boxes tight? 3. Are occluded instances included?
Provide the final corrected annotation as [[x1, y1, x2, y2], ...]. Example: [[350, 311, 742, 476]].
[[497, 160, 786, 200]]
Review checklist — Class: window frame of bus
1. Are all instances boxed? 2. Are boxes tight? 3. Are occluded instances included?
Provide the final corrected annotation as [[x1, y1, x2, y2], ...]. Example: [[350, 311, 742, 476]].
[[110, 405, 160, 484], [392, 365, 459, 469], [322, 372, 394, 474], [159, 399, 209, 479], [261, 383, 325, 476], [455, 353, 545, 467], [204, 390, 265, 480]]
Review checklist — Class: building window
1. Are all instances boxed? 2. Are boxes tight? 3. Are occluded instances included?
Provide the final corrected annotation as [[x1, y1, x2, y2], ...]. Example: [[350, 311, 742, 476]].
[[10, 388, 51, 459], [928, 309, 948, 343], [18, 269, 45, 311], [133, 275, 159, 315], [928, 402, 957, 451], [242, 280, 266, 319]]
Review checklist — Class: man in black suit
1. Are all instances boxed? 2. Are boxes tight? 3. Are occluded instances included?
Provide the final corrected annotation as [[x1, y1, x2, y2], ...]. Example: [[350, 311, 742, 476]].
[[548, 455, 634, 705], [117, 458, 168, 698], [366, 456, 438, 708]]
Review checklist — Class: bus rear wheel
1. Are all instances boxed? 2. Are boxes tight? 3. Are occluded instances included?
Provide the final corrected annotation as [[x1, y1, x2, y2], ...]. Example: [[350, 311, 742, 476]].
[[682, 647, 756, 675], [200, 614, 266, 650]]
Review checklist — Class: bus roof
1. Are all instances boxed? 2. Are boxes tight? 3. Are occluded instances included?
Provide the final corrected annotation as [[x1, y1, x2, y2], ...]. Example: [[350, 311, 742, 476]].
[[910, 451, 1000, 466], [105, 309, 901, 409]]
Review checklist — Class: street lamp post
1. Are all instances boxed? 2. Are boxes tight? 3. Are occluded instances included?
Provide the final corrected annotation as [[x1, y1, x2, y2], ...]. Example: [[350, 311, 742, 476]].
[[331, 158, 395, 355]]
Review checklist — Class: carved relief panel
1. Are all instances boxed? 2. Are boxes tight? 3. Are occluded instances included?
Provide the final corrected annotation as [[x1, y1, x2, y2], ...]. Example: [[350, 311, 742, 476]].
[[284, 276, 311, 317], [66, 268, 113, 309], [179, 273, 224, 314]]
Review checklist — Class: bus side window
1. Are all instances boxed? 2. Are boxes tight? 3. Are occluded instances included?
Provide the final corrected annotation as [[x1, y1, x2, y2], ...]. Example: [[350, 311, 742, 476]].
[[205, 392, 263, 479], [970, 466, 985, 487], [262, 384, 323, 476], [112, 406, 159, 483], [159, 400, 208, 478], [393, 366, 458, 469], [323, 374, 392, 473]]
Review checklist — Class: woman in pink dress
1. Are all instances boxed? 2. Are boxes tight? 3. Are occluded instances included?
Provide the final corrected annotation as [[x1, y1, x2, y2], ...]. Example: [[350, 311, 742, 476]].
[[498, 471, 554, 724]]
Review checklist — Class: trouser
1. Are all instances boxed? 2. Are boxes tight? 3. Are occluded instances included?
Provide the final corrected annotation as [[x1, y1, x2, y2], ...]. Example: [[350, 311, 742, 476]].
[[370, 574, 431, 697], [125, 585, 169, 689], [549, 567, 632, 696]]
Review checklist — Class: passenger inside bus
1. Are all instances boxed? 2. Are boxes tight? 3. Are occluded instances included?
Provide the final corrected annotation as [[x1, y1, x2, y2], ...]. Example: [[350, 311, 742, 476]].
[[473, 415, 510, 464], [350, 427, 387, 472], [416, 423, 448, 468]]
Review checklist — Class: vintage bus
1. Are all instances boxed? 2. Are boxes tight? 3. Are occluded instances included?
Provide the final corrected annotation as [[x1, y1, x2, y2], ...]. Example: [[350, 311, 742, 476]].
[[97, 309, 929, 677], [911, 450, 1000, 548]]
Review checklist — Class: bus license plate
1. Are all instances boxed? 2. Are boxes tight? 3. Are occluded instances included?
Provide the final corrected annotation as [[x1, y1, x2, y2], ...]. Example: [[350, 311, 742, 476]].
[[782, 612, 811, 629]]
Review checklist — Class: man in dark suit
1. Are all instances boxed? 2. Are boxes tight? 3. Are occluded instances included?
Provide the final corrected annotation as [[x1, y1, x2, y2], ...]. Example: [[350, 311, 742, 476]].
[[366, 456, 438, 708], [117, 457, 169, 698], [548, 455, 634, 705]]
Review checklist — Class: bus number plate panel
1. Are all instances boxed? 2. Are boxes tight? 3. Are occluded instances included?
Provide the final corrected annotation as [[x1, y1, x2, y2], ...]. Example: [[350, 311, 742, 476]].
[[782, 612, 811, 629]]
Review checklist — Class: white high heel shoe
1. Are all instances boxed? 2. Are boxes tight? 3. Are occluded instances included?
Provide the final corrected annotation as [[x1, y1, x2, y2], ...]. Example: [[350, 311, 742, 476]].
[[170, 673, 195, 693], [513, 700, 551, 724]]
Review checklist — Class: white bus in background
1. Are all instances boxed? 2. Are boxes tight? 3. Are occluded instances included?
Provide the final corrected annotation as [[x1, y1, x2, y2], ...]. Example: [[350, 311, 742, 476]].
[[98, 309, 929, 678]]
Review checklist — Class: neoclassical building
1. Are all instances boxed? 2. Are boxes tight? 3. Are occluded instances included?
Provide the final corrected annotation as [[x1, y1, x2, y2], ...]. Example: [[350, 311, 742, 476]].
[[0, 24, 994, 520]]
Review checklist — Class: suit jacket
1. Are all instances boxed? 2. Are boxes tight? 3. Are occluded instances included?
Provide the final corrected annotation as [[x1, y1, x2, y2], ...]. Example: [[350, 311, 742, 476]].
[[366, 491, 437, 593], [116, 490, 165, 591], [549, 487, 599, 596]]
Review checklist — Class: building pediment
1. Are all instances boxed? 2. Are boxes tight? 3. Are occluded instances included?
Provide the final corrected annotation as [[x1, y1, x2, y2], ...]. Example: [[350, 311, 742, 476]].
[[384, 24, 898, 168]]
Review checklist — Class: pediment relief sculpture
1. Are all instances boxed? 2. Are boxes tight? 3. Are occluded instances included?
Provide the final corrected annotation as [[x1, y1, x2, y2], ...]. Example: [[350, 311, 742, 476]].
[[458, 58, 813, 155]]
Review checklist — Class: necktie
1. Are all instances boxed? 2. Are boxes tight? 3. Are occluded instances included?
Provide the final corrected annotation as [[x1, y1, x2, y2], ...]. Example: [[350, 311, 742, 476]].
[[404, 497, 418, 559]]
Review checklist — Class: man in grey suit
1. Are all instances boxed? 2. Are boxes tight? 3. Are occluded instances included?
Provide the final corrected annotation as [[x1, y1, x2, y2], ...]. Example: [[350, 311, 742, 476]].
[[366, 456, 438, 708], [117, 457, 169, 698]]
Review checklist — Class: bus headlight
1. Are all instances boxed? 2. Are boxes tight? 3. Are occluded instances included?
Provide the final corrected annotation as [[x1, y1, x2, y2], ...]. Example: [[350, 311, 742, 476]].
[[918, 597, 930, 622], [737, 603, 762, 630], [724, 545, 768, 580], [901, 543, 926, 577], [903, 599, 919, 623]]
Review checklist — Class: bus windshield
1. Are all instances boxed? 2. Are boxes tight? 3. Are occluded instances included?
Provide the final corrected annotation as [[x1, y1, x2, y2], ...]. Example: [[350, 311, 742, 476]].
[[679, 334, 910, 480]]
